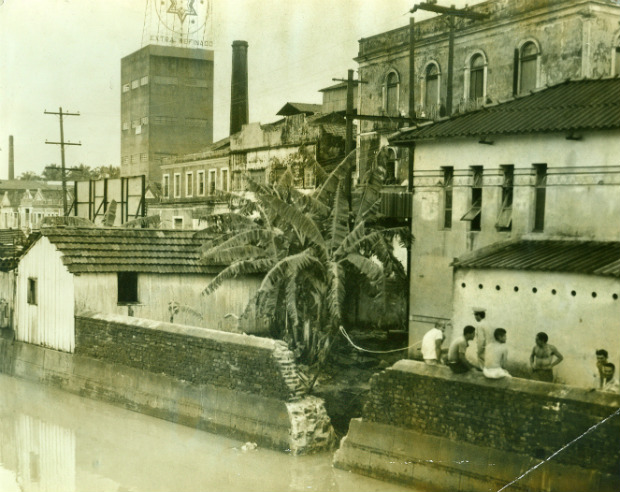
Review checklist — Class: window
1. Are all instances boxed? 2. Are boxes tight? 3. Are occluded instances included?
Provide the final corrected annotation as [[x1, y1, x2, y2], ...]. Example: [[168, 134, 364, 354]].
[[140, 153, 148, 162], [197, 171, 205, 196], [152, 116, 178, 125], [140, 116, 149, 125], [186, 172, 193, 197], [117, 272, 138, 304], [496, 165, 514, 231], [173, 217, 183, 229], [461, 166, 483, 231], [221, 168, 229, 192], [425, 63, 439, 114], [533, 164, 547, 232], [27, 277, 37, 305], [385, 71, 399, 116], [130, 154, 137, 164], [122, 156, 129, 166], [385, 148, 398, 184], [122, 84, 130, 93], [131, 79, 140, 89], [518, 42, 539, 94], [131, 120, 139, 128], [469, 54, 485, 101], [186, 118, 208, 127], [208, 170, 216, 195], [442, 167, 454, 229], [304, 166, 316, 189], [122, 122, 129, 131], [163, 174, 170, 198], [140, 75, 149, 86], [613, 44, 620, 76], [174, 173, 181, 198]]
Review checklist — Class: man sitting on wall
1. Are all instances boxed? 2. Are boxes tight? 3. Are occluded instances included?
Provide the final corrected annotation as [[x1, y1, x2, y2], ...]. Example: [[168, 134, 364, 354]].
[[421, 321, 446, 365], [483, 328, 511, 379], [600, 363, 620, 394], [447, 325, 479, 374], [529, 332, 564, 383], [596, 349, 609, 389]]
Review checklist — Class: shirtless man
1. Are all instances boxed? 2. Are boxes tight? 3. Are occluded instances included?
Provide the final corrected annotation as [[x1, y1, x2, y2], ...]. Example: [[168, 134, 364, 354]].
[[447, 325, 479, 374], [529, 332, 564, 383], [483, 328, 511, 379], [596, 349, 609, 389]]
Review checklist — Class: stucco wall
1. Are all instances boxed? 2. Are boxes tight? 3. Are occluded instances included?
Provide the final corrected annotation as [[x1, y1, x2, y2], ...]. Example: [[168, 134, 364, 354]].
[[408, 130, 620, 349], [334, 360, 620, 491], [452, 268, 620, 388], [74, 272, 263, 335]]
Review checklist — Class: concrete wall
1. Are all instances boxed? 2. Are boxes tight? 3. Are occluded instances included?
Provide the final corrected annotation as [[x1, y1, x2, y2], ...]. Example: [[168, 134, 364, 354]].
[[452, 269, 620, 388], [334, 360, 620, 491], [0, 313, 335, 454], [408, 130, 620, 350], [74, 272, 264, 335]]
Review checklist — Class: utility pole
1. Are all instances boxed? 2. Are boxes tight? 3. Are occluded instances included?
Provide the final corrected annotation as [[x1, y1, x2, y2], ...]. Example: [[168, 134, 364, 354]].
[[410, 2, 488, 116], [45, 107, 81, 216], [332, 70, 367, 210]]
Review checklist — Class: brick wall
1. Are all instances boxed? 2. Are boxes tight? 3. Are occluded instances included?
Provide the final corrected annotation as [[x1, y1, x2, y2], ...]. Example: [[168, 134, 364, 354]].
[[75, 313, 304, 401], [363, 361, 620, 475]]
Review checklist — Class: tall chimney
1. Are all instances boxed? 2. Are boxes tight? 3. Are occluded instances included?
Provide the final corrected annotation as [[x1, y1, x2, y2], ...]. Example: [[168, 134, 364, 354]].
[[230, 40, 249, 135], [8, 135, 14, 180]]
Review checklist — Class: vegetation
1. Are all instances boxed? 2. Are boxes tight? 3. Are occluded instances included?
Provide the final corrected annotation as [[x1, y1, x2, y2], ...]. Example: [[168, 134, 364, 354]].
[[198, 152, 411, 367], [20, 164, 121, 182]]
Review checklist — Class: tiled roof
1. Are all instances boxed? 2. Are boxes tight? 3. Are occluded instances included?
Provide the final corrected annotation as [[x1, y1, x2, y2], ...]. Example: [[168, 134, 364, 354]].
[[277, 102, 322, 116], [390, 78, 620, 144], [40, 228, 223, 274], [0, 229, 29, 270], [453, 239, 620, 278]]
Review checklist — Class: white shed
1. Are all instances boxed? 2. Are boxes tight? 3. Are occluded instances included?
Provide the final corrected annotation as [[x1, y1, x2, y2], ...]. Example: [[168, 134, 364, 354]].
[[14, 227, 262, 352]]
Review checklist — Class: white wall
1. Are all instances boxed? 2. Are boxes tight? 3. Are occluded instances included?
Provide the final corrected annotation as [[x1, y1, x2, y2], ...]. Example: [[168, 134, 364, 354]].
[[451, 268, 620, 388], [74, 272, 262, 333], [15, 237, 75, 352]]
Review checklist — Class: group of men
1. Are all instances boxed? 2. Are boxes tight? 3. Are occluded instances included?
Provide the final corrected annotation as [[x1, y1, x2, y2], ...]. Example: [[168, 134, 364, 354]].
[[420, 311, 619, 393]]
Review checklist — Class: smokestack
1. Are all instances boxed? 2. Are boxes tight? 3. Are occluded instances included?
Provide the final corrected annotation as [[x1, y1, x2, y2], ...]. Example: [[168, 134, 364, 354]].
[[8, 135, 14, 180], [230, 40, 249, 136]]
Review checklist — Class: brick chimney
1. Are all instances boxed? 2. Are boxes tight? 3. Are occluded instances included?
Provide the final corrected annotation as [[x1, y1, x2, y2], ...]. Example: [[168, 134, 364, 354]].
[[8, 135, 14, 180], [230, 40, 249, 135]]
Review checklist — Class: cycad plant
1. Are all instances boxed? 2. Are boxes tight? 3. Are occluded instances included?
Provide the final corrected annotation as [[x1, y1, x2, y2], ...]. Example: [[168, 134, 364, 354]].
[[199, 151, 411, 366]]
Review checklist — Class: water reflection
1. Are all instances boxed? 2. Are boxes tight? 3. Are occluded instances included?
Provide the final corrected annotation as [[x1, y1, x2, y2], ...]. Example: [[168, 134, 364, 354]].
[[0, 375, 414, 492]]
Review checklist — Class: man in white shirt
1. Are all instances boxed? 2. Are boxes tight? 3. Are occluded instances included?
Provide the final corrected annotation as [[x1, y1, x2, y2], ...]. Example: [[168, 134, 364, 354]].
[[421, 321, 446, 365], [601, 363, 620, 394]]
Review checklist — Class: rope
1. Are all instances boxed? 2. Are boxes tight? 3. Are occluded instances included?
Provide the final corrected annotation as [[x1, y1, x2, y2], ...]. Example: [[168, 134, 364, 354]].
[[339, 326, 421, 354], [496, 406, 620, 492]]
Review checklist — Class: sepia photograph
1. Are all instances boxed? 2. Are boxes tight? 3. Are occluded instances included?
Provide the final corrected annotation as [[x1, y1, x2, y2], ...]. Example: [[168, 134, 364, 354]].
[[1, 0, 619, 491]]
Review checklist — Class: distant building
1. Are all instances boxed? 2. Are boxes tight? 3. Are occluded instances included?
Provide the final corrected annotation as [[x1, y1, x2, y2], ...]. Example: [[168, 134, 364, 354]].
[[120, 45, 214, 181], [0, 180, 67, 231], [318, 82, 358, 114], [389, 77, 620, 359]]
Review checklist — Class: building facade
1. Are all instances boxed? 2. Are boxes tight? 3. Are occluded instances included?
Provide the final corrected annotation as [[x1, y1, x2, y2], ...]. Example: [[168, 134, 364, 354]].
[[0, 181, 67, 231], [120, 45, 214, 181], [355, 0, 620, 179], [389, 78, 620, 358]]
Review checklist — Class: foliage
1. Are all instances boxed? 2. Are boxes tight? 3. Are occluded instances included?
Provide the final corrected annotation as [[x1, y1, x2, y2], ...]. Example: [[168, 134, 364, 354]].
[[41, 164, 121, 181], [200, 150, 411, 366]]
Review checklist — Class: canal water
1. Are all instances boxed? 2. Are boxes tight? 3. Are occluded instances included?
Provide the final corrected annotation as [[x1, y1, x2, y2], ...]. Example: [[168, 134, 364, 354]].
[[0, 374, 415, 492]]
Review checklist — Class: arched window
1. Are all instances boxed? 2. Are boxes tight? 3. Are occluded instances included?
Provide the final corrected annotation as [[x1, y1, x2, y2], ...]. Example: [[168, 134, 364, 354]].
[[425, 63, 439, 112], [469, 54, 485, 101], [519, 42, 539, 94], [613, 37, 620, 76], [385, 72, 399, 116]]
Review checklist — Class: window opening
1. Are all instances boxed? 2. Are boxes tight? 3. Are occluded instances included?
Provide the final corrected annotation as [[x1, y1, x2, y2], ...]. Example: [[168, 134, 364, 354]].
[[27, 277, 37, 305], [163, 175, 170, 198], [386, 72, 398, 116], [117, 272, 138, 304], [442, 167, 453, 229], [520, 42, 538, 94], [533, 164, 547, 232], [496, 165, 514, 231], [461, 166, 483, 231], [469, 54, 484, 101], [425, 64, 439, 114]]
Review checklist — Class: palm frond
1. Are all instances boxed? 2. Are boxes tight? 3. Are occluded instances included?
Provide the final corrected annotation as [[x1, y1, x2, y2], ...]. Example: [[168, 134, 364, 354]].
[[202, 245, 269, 265], [328, 185, 349, 253], [200, 228, 281, 259], [333, 221, 365, 258], [194, 212, 258, 236], [202, 258, 275, 296], [258, 249, 321, 293], [344, 253, 383, 287], [102, 199, 117, 227], [285, 276, 300, 328], [353, 166, 384, 224], [314, 150, 356, 204], [256, 193, 326, 250]]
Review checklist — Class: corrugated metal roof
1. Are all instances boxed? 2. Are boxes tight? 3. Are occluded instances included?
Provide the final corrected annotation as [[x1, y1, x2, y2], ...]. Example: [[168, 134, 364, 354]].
[[41, 228, 223, 275], [453, 239, 620, 278], [390, 78, 620, 144]]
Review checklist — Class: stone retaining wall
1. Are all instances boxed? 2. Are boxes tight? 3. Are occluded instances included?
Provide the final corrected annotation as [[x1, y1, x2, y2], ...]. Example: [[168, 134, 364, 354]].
[[0, 313, 335, 454], [334, 360, 620, 492]]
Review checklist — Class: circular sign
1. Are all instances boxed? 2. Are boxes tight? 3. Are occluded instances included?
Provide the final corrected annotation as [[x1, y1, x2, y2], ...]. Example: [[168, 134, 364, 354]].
[[154, 0, 210, 36]]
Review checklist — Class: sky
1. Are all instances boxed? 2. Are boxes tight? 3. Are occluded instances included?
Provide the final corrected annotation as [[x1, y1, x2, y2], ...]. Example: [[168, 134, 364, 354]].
[[0, 0, 478, 178]]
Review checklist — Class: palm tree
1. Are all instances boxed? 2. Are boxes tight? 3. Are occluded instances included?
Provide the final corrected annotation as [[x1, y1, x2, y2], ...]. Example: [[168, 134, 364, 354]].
[[199, 152, 411, 367]]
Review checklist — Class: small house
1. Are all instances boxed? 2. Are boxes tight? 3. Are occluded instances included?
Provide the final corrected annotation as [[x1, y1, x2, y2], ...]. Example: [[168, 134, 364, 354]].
[[14, 227, 262, 352]]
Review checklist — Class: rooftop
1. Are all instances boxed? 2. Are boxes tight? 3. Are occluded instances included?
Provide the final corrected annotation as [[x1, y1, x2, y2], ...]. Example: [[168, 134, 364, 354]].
[[276, 102, 323, 116], [453, 239, 620, 278], [39, 228, 222, 275], [390, 78, 620, 144]]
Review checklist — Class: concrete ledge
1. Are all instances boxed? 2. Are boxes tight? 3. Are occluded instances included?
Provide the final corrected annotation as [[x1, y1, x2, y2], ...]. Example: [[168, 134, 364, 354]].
[[0, 338, 335, 454], [334, 418, 620, 492]]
